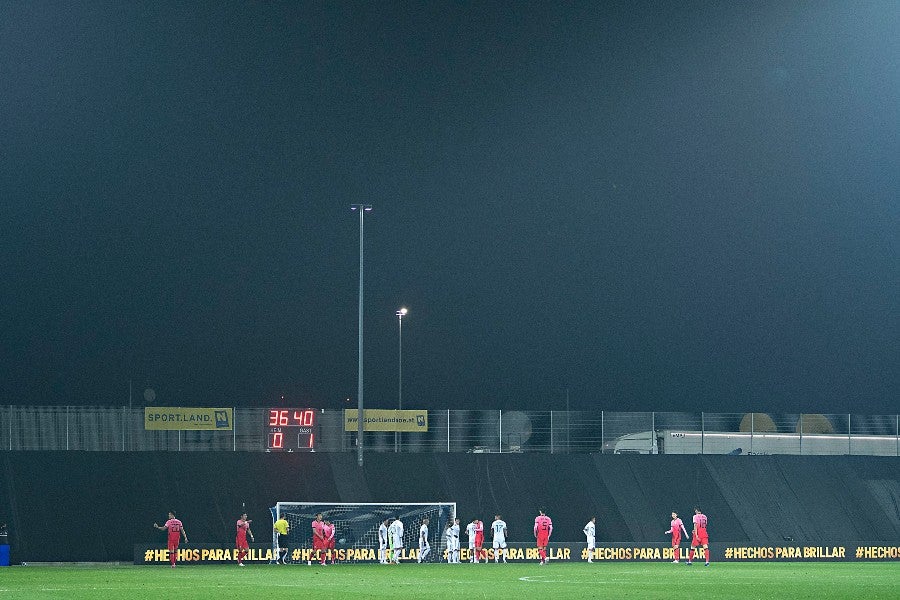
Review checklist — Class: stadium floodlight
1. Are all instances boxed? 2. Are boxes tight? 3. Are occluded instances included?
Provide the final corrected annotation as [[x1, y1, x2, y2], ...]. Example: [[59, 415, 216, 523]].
[[396, 307, 408, 411], [395, 307, 408, 453], [350, 204, 372, 466]]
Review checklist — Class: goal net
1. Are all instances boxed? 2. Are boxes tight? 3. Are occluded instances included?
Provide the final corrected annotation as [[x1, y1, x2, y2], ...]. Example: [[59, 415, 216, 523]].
[[271, 502, 456, 560]]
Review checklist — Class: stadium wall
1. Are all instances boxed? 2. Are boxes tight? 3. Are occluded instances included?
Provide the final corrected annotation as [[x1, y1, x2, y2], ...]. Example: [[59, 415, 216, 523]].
[[1, 452, 898, 563]]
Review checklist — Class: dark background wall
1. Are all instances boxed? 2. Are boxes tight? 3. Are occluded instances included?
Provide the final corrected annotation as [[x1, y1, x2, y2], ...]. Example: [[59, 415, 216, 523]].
[[1, 452, 899, 562]]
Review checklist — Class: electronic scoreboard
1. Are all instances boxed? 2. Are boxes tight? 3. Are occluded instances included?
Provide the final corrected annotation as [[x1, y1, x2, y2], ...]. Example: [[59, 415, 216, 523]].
[[266, 408, 316, 451]]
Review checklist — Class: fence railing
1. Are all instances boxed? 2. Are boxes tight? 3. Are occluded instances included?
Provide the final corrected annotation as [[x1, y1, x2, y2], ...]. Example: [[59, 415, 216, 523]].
[[1, 407, 898, 456]]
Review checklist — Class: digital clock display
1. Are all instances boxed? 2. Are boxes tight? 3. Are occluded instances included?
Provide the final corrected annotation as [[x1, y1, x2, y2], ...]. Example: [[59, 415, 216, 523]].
[[266, 409, 316, 451]]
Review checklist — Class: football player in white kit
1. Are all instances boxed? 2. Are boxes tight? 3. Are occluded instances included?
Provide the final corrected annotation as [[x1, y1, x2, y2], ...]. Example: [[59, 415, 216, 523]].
[[378, 518, 389, 564], [388, 516, 404, 564], [465, 518, 478, 563], [418, 518, 431, 563], [490, 514, 508, 563], [443, 521, 453, 563], [450, 518, 461, 563], [584, 517, 596, 563]]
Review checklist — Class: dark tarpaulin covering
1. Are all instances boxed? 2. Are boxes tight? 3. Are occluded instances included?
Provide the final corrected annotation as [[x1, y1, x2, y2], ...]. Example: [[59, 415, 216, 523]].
[[1, 452, 899, 562]]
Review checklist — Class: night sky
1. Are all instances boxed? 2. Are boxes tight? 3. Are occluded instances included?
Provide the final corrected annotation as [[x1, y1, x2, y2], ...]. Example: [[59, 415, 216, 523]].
[[1, 1, 897, 415]]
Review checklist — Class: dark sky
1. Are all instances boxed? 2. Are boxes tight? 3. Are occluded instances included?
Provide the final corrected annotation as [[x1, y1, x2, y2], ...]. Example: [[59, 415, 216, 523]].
[[1, 1, 897, 414]]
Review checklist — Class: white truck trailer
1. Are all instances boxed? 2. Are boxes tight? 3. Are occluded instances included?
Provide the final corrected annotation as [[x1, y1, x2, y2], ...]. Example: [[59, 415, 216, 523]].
[[602, 430, 900, 456]]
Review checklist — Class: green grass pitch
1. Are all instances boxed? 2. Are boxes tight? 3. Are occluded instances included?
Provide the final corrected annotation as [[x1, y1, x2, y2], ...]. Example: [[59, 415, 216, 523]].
[[1, 561, 897, 599]]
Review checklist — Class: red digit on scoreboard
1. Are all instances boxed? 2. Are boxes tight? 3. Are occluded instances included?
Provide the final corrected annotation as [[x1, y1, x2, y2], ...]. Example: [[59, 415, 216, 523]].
[[269, 432, 283, 449], [278, 410, 289, 426], [268, 410, 279, 427], [294, 409, 314, 426]]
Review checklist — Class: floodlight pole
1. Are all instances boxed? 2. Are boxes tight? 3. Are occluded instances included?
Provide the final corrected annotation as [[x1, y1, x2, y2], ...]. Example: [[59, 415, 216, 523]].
[[395, 307, 408, 452], [351, 204, 372, 467]]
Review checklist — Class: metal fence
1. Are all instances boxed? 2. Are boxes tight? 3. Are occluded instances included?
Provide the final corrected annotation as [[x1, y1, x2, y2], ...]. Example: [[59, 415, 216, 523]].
[[1, 407, 899, 456]]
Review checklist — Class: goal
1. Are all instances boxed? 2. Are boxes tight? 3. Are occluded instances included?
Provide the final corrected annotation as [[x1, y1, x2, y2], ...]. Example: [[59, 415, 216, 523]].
[[270, 502, 456, 560]]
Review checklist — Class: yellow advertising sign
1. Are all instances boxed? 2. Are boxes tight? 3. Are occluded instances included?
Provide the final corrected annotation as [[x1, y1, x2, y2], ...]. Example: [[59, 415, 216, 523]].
[[144, 407, 233, 431], [344, 409, 428, 432]]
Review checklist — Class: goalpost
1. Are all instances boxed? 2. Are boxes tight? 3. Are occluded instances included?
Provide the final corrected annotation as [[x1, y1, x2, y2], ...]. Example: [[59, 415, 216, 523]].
[[270, 502, 456, 563]]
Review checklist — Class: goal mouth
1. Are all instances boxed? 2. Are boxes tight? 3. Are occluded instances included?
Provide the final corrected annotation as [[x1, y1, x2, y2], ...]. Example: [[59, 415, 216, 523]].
[[270, 502, 456, 556]]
